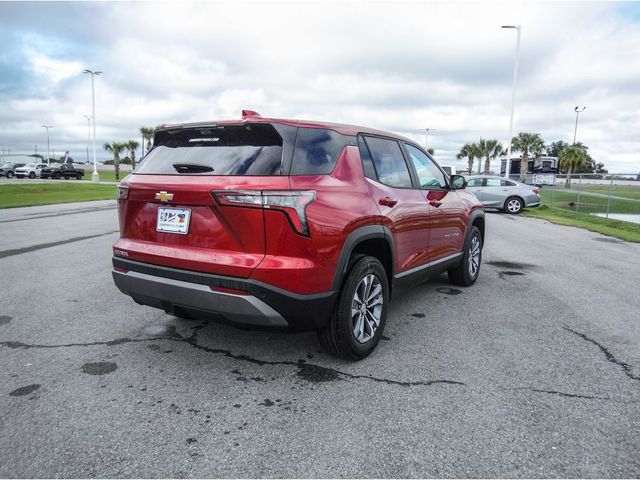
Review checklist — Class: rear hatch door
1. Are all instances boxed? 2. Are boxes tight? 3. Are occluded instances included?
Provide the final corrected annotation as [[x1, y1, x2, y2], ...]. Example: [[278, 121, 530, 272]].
[[117, 123, 291, 278]]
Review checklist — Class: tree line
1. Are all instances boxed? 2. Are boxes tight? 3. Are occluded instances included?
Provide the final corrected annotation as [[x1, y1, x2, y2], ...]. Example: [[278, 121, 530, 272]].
[[103, 127, 154, 180], [456, 132, 607, 182]]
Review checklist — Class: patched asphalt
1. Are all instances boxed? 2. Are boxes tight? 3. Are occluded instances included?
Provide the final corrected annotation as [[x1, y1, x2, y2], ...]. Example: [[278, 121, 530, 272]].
[[1, 200, 639, 477]]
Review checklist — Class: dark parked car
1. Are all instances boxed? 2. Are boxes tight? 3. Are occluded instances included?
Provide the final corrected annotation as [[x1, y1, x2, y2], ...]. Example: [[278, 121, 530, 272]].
[[112, 111, 485, 359], [41, 163, 85, 180], [0, 162, 26, 178]]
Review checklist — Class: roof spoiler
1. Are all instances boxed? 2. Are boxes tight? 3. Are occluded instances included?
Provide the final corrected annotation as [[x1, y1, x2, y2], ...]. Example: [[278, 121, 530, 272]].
[[241, 110, 262, 119]]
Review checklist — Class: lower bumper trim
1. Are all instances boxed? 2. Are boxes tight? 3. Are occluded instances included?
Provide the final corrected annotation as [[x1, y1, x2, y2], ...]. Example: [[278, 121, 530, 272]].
[[113, 270, 288, 327]]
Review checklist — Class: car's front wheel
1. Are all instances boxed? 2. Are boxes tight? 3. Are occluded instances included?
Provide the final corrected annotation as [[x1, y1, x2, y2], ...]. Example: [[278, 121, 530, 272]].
[[318, 255, 388, 360], [6, 171, 14, 178], [448, 226, 482, 286], [29, 172, 36, 179], [504, 196, 523, 214]]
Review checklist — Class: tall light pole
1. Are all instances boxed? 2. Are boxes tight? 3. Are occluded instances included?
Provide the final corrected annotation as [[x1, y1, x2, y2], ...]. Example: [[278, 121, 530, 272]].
[[573, 106, 586, 144], [41, 125, 54, 165], [423, 128, 435, 151], [502, 25, 521, 178], [84, 115, 92, 164], [83, 69, 102, 182]]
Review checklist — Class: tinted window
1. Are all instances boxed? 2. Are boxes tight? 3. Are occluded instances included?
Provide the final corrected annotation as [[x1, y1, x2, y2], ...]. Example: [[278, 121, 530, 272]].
[[364, 137, 412, 188], [503, 180, 517, 186], [135, 123, 283, 175], [404, 144, 447, 189], [357, 136, 377, 180], [290, 128, 354, 175]]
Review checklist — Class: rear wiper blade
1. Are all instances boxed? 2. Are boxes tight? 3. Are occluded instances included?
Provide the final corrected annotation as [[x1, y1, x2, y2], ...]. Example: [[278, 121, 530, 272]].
[[172, 163, 214, 173]]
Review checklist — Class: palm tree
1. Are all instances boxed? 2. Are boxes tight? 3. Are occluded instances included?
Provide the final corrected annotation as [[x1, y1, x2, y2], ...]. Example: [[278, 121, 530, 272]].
[[125, 140, 140, 169], [560, 146, 588, 188], [511, 132, 545, 181], [477, 138, 503, 174], [457, 143, 477, 174], [140, 127, 154, 156], [103, 142, 126, 180]]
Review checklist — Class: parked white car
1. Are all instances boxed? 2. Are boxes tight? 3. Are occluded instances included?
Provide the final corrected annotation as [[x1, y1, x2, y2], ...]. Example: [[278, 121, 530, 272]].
[[14, 163, 48, 179]]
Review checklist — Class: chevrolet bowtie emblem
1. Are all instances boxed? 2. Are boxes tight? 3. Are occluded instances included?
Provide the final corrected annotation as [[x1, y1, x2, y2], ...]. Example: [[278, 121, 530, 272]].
[[155, 191, 174, 202]]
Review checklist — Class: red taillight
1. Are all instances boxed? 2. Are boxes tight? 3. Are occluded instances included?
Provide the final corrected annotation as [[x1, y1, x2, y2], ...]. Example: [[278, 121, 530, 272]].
[[114, 267, 129, 273], [212, 190, 316, 236], [532, 187, 540, 194]]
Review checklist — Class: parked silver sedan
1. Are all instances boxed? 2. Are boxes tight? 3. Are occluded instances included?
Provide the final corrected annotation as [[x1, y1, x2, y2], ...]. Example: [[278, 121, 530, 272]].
[[465, 175, 541, 214]]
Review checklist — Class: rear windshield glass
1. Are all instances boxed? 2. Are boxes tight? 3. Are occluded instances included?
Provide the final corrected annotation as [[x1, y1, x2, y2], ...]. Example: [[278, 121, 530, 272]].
[[290, 128, 355, 175], [134, 123, 283, 175]]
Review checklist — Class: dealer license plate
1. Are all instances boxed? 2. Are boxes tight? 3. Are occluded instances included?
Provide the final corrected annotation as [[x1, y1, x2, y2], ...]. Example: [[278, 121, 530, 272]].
[[156, 207, 191, 234]]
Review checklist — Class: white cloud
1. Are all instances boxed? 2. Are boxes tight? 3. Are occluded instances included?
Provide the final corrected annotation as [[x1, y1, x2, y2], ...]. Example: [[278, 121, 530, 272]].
[[0, 1, 638, 172]]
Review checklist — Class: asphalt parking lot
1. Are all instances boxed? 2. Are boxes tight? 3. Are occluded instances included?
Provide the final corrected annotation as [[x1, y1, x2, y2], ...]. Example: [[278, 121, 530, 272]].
[[1, 200, 639, 478]]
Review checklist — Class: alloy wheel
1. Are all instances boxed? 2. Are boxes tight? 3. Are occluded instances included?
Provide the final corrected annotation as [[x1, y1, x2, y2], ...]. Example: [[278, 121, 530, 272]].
[[468, 235, 481, 278], [507, 199, 522, 213], [351, 274, 383, 344]]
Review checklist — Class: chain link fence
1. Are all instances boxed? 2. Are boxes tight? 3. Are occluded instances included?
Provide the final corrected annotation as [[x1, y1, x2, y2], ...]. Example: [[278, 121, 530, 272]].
[[509, 172, 640, 224]]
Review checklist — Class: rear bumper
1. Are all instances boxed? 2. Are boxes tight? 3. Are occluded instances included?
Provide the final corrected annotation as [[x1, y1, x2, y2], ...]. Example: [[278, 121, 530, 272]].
[[112, 257, 336, 331]]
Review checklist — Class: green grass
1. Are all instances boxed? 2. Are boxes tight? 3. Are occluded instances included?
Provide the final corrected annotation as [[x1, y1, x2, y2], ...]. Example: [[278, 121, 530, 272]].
[[0, 183, 116, 208], [523, 205, 640, 243], [540, 188, 640, 214], [81, 171, 131, 182], [574, 185, 640, 200]]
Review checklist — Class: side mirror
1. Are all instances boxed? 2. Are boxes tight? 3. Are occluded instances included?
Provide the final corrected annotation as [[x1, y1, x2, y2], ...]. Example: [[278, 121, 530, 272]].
[[450, 175, 467, 190]]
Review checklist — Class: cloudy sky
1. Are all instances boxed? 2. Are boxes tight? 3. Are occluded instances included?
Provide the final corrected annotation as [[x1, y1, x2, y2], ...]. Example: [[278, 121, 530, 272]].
[[0, 1, 639, 172]]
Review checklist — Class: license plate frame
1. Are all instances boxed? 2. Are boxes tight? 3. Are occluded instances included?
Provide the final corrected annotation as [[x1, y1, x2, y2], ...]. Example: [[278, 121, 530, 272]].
[[156, 207, 191, 234]]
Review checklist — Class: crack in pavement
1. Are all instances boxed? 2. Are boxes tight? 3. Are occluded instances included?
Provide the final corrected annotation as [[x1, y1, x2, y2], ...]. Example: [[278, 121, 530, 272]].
[[563, 326, 640, 382], [0, 205, 117, 224], [0, 333, 464, 389], [0, 230, 120, 259], [510, 387, 610, 401]]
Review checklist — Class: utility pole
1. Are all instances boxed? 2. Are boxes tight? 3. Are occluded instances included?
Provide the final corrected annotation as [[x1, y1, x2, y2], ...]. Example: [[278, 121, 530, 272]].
[[41, 125, 54, 165], [501, 25, 521, 178], [573, 106, 586, 144]]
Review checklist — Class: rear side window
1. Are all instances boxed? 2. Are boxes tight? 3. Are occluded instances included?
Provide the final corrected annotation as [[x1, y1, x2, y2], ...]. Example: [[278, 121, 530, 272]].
[[363, 137, 412, 188], [134, 123, 283, 175], [357, 136, 377, 180], [290, 128, 354, 175]]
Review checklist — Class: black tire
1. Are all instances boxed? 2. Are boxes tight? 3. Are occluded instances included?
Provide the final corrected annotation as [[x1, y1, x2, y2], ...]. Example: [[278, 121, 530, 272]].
[[76, 173, 82, 180], [29, 172, 36, 179], [504, 196, 523, 214], [317, 255, 389, 360], [64, 176, 69, 180], [448, 226, 482, 287], [6, 171, 13, 178]]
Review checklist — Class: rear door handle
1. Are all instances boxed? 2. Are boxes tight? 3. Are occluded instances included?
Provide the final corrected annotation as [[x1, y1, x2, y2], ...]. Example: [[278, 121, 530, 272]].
[[429, 201, 442, 208], [378, 197, 398, 207]]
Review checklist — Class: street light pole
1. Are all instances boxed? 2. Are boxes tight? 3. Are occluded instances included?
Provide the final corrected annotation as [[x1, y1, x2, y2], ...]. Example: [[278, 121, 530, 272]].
[[41, 125, 54, 165], [573, 106, 586, 144], [501, 24, 521, 179], [83, 69, 102, 183], [423, 128, 435, 151], [84, 115, 92, 164]]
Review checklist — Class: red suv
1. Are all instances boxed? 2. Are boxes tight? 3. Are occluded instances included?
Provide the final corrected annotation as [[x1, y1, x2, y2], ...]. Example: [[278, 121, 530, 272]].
[[112, 111, 484, 359]]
